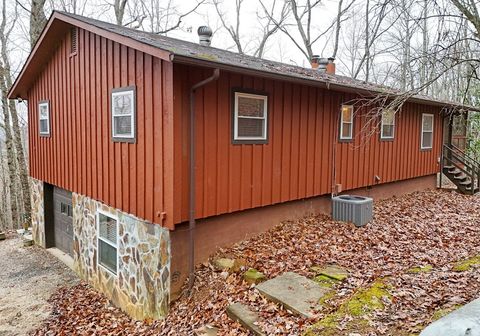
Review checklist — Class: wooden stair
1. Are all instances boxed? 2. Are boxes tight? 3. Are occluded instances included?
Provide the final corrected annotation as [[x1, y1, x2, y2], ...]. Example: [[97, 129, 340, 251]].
[[441, 144, 480, 195]]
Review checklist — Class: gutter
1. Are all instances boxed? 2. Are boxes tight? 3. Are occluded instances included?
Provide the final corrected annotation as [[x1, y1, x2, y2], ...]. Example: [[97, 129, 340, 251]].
[[187, 68, 220, 294]]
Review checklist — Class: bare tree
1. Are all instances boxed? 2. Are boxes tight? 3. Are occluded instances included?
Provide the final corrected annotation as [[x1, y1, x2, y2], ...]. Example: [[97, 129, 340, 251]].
[[29, 0, 47, 48], [114, 0, 128, 25], [261, 0, 355, 62], [1, 0, 30, 228], [450, 0, 480, 36], [212, 0, 288, 57], [212, 0, 244, 53], [123, 0, 205, 34]]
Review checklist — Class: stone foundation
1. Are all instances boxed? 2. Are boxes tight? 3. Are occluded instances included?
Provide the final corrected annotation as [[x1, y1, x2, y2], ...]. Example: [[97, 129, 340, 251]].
[[72, 193, 171, 320], [30, 178, 45, 247]]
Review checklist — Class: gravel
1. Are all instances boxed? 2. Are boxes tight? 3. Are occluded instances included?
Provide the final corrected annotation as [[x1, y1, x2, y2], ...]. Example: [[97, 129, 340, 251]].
[[0, 233, 78, 336]]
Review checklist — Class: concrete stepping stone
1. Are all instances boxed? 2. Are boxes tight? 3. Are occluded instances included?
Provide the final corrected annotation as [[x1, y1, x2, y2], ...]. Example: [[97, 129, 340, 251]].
[[256, 272, 329, 318], [311, 264, 349, 281], [226, 303, 265, 336], [420, 298, 480, 336], [195, 325, 219, 336]]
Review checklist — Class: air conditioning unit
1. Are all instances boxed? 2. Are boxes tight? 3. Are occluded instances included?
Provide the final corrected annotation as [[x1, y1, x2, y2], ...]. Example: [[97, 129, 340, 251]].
[[332, 195, 373, 227]]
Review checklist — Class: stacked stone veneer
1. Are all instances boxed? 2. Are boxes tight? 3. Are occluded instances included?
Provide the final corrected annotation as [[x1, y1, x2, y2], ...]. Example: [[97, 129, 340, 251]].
[[30, 178, 46, 247], [69, 192, 170, 320]]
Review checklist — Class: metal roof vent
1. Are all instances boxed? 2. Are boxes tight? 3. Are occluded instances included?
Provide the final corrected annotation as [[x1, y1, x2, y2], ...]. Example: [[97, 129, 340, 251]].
[[332, 195, 373, 227], [197, 26, 212, 46]]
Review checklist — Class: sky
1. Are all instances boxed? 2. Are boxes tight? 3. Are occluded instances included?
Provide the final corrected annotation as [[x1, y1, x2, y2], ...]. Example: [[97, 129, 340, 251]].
[[9, 0, 343, 76]]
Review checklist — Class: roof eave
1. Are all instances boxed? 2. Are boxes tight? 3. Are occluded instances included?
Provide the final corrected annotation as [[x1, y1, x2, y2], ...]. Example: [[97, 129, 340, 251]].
[[172, 54, 480, 112]]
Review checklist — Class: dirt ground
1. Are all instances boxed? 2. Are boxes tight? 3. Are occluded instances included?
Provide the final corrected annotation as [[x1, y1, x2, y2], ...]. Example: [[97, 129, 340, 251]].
[[0, 233, 78, 336]]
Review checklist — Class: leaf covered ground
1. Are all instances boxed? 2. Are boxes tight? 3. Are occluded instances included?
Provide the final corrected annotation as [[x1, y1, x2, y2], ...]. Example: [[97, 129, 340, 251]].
[[33, 189, 480, 335]]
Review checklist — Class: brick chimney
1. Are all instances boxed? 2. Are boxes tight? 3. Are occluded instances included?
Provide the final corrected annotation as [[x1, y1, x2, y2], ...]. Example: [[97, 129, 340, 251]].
[[311, 55, 320, 69], [326, 57, 336, 75]]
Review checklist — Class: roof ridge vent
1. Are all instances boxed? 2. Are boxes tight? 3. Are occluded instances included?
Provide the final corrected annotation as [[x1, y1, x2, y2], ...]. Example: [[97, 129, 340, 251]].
[[197, 26, 212, 46]]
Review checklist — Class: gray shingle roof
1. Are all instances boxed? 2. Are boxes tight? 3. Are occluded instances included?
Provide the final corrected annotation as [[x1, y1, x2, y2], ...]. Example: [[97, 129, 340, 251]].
[[60, 11, 475, 110]]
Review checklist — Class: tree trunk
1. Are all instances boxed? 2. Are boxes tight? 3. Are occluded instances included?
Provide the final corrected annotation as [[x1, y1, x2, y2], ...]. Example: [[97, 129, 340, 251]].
[[30, 0, 47, 49], [2, 0, 31, 227], [0, 74, 19, 228]]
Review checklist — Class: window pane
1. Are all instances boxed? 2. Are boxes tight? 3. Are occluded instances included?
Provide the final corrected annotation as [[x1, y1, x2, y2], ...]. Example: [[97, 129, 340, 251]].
[[98, 213, 117, 245], [342, 106, 353, 122], [39, 104, 48, 118], [40, 119, 49, 134], [422, 132, 433, 148], [113, 93, 133, 116], [99, 240, 117, 274], [382, 110, 395, 125], [237, 118, 264, 138], [114, 116, 132, 136], [61, 203, 67, 215], [341, 123, 352, 139], [423, 115, 433, 131], [237, 96, 265, 118], [382, 125, 394, 138]]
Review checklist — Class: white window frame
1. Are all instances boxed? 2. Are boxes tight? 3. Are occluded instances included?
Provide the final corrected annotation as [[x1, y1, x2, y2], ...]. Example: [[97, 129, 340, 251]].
[[340, 105, 354, 140], [421, 113, 434, 150], [96, 209, 119, 276], [233, 91, 268, 142], [380, 109, 395, 140], [111, 87, 136, 141], [38, 101, 50, 136]]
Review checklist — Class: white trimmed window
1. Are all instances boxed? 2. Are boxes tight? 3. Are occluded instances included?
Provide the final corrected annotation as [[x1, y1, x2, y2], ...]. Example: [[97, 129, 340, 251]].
[[233, 91, 268, 143], [381, 109, 395, 139], [111, 86, 136, 141], [38, 101, 50, 136], [97, 210, 118, 275], [421, 113, 434, 149], [340, 105, 354, 140]]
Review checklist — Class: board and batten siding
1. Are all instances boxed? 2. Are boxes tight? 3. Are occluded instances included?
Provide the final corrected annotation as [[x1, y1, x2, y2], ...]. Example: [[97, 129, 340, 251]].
[[28, 27, 175, 229], [172, 64, 443, 224]]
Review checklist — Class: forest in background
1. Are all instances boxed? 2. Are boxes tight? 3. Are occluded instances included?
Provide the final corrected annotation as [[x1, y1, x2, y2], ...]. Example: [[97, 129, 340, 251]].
[[1, 0, 480, 231]]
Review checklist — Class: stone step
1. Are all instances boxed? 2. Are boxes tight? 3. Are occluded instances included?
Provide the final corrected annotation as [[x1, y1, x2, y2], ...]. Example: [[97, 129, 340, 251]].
[[256, 272, 330, 318], [420, 298, 480, 336], [195, 325, 219, 336], [226, 303, 265, 336]]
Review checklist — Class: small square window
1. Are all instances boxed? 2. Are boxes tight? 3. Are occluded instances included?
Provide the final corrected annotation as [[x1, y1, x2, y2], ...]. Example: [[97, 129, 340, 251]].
[[340, 105, 354, 140], [97, 211, 118, 275], [111, 86, 136, 142], [421, 113, 434, 149], [233, 91, 268, 143], [381, 109, 395, 140], [38, 101, 50, 136]]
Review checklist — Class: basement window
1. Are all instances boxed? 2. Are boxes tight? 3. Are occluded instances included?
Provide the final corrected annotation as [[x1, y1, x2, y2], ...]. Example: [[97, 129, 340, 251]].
[[380, 109, 395, 140], [340, 105, 353, 140], [38, 100, 50, 136], [421, 113, 434, 149], [111, 86, 136, 142], [233, 91, 268, 144], [97, 210, 118, 275]]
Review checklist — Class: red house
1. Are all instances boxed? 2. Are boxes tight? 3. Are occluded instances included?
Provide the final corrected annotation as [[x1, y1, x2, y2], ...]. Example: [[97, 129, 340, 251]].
[[9, 11, 477, 320]]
